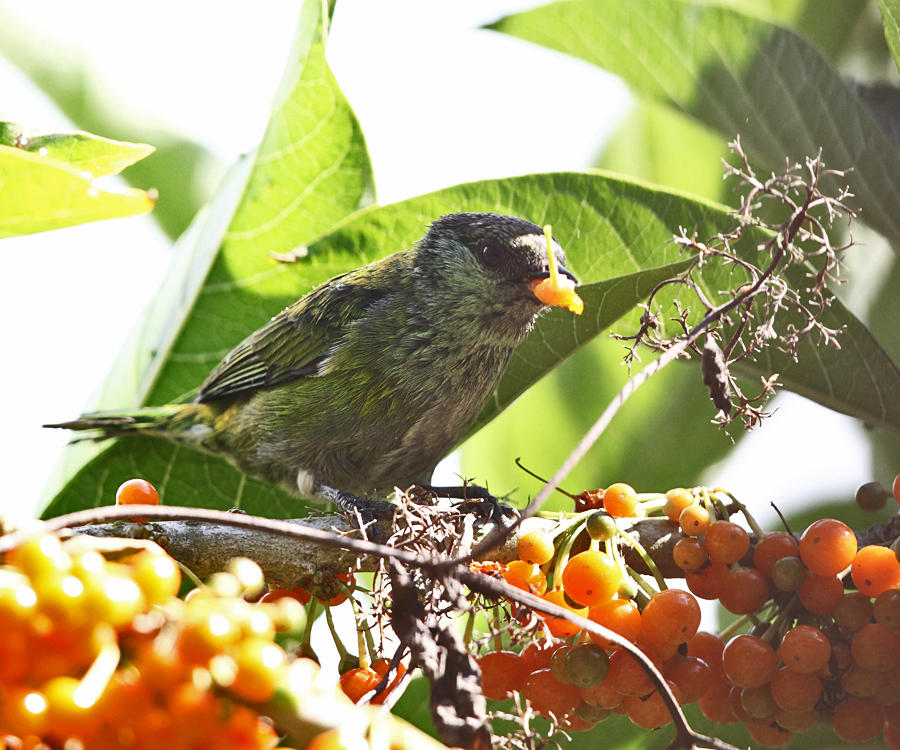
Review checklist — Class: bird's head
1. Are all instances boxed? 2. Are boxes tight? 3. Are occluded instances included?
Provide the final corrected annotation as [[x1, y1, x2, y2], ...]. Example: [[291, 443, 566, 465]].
[[413, 212, 579, 345]]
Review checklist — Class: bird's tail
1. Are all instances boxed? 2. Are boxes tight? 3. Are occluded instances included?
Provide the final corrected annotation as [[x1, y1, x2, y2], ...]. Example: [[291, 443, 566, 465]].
[[44, 405, 188, 441]]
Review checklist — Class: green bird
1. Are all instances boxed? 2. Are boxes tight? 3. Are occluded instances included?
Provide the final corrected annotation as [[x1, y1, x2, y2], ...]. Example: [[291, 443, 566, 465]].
[[49, 213, 579, 510]]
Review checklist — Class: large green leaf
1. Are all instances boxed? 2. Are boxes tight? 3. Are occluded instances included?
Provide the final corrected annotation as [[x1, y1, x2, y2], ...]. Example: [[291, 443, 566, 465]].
[[0, 140, 154, 238], [40, 0, 373, 517], [44, 170, 900, 518], [489, 0, 900, 250]]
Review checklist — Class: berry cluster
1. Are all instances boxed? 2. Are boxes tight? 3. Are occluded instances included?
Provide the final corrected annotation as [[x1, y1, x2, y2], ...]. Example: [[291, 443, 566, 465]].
[[0, 529, 304, 748], [691, 511, 900, 747], [472, 479, 900, 747]]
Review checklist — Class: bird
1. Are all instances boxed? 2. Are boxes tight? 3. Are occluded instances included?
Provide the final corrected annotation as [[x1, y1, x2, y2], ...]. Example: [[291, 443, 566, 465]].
[[48, 212, 580, 513]]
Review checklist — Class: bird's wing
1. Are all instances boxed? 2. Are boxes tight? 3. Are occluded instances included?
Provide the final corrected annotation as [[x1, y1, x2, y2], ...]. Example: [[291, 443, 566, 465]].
[[196, 270, 391, 402]]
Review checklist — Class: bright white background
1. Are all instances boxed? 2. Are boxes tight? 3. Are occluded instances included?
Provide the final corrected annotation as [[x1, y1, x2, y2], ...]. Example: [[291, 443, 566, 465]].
[[0, 0, 870, 530]]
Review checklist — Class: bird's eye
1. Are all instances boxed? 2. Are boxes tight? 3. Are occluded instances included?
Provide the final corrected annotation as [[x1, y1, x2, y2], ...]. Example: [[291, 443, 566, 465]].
[[478, 243, 504, 270]]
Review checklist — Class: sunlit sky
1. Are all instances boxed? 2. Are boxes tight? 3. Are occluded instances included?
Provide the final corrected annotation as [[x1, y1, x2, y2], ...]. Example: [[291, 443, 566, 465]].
[[0, 1, 871, 525]]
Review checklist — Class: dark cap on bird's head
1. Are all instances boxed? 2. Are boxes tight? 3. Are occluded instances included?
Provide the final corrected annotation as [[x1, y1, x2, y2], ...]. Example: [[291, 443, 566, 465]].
[[421, 212, 577, 286]]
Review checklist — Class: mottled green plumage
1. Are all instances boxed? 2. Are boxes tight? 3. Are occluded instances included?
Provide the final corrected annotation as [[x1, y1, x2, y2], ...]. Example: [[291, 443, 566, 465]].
[[50, 213, 577, 501]]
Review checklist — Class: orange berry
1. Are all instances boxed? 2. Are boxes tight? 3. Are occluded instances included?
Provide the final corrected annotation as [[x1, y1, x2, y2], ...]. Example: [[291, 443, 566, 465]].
[[521, 640, 565, 672], [478, 651, 530, 700], [517, 530, 555, 565], [752, 532, 799, 578], [687, 631, 725, 677], [831, 697, 883, 742], [679, 505, 710, 536], [369, 657, 407, 705], [718, 566, 769, 615], [640, 589, 700, 653], [623, 684, 680, 729], [851, 622, 900, 672], [746, 719, 794, 747], [851, 545, 900, 597], [672, 537, 707, 571], [115, 478, 160, 522], [841, 662, 881, 697], [503, 560, 547, 596], [602, 483, 638, 517], [740, 684, 777, 719], [663, 488, 694, 522], [339, 666, 381, 703], [522, 668, 582, 720], [798, 518, 857, 576], [704, 520, 750, 565], [538, 589, 587, 638], [833, 591, 874, 631], [874, 588, 900, 629], [893, 472, 900, 504], [770, 667, 822, 711], [579, 680, 622, 708], [774, 707, 818, 732], [561, 550, 621, 607], [605, 648, 656, 697], [685, 562, 729, 600], [587, 598, 642, 649], [778, 625, 830, 674], [663, 654, 711, 704], [698, 673, 737, 723], [722, 634, 776, 688], [797, 572, 843, 615]]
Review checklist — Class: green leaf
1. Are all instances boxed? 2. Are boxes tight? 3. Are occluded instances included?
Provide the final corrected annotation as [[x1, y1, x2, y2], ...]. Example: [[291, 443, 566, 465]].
[[23, 131, 154, 177], [489, 0, 900, 249], [0, 143, 154, 238], [44, 170, 900, 519], [880, 0, 900, 75], [41, 0, 373, 518]]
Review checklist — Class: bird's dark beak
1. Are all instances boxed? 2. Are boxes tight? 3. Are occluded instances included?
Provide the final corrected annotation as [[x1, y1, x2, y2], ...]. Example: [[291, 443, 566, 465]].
[[523, 263, 579, 285]]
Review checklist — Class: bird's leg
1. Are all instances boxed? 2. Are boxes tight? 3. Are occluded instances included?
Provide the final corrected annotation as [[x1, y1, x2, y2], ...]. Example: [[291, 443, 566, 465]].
[[314, 483, 395, 543], [417, 483, 518, 524]]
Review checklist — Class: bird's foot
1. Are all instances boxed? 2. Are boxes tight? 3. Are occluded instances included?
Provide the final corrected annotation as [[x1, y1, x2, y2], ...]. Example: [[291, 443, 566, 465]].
[[314, 483, 395, 543]]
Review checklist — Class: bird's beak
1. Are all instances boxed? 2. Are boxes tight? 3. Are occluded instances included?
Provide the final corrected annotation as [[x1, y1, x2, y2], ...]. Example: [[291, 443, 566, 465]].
[[523, 263, 579, 285]]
